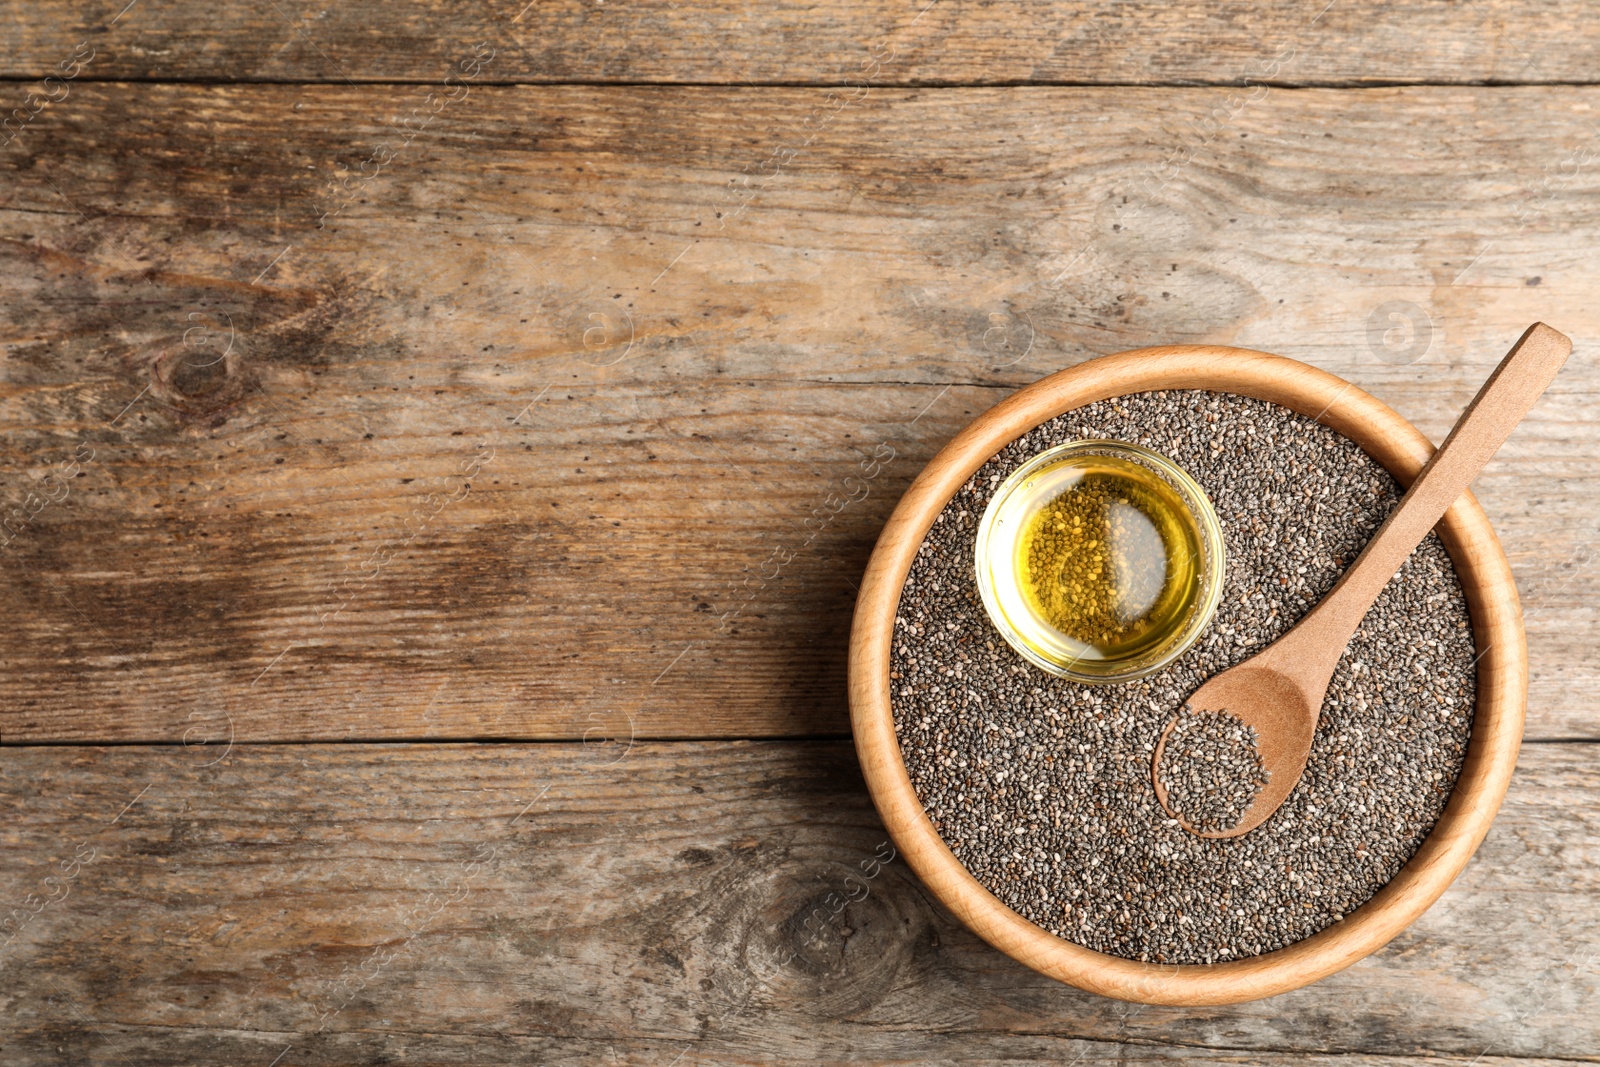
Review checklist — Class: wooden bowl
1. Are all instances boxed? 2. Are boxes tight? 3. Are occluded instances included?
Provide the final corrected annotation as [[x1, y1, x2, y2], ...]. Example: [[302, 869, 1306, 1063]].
[[847, 345, 1526, 1005]]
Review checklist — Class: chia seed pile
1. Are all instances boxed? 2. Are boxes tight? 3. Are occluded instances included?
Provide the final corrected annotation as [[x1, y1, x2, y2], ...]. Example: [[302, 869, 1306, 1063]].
[[890, 390, 1477, 964], [1156, 707, 1271, 833]]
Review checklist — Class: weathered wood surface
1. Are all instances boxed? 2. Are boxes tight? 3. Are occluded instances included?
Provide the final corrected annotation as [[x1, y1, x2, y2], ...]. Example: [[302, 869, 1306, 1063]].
[[0, 740, 1596, 1065], [2, 83, 1597, 743], [4, 3, 1598, 1062], [1, 1, 1599, 86]]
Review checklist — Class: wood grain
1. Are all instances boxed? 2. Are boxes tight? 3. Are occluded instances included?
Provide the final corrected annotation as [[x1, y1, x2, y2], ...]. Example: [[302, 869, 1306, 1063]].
[[1, 1, 1599, 86], [1, 83, 1597, 743], [0, 740, 1596, 1064]]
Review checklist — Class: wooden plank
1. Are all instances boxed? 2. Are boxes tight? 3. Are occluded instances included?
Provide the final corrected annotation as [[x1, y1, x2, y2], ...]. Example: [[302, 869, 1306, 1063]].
[[1, 1, 1598, 86], [1, 84, 1598, 743], [0, 739, 1596, 1064]]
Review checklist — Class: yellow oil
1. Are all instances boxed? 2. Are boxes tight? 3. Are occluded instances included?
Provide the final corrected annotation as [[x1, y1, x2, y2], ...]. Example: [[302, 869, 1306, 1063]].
[[1016, 455, 1204, 661]]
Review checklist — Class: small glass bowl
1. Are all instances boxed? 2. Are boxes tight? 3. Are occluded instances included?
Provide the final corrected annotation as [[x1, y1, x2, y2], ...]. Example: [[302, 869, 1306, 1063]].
[[974, 439, 1225, 684]]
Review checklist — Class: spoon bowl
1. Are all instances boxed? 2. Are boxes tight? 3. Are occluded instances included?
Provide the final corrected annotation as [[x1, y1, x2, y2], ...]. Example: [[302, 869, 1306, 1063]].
[[1151, 664, 1316, 838]]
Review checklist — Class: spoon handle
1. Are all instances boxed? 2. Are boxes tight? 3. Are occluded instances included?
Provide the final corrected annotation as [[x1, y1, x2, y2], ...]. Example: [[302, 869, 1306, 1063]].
[[1277, 323, 1571, 673]]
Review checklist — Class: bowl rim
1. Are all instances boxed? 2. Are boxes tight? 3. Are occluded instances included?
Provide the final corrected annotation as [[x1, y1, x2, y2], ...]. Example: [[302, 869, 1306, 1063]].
[[846, 345, 1527, 1006]]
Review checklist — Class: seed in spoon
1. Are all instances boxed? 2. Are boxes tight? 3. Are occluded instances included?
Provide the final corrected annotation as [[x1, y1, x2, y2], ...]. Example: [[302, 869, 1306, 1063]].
[[1156, 707, 1272, 833]]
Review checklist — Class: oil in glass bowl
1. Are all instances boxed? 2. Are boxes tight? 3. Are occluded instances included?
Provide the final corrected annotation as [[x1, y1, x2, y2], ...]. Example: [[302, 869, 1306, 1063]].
[[974, 440, 1225, 683]]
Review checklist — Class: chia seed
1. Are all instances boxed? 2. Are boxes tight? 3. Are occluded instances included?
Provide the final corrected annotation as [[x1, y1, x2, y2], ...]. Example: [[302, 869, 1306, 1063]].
[[1156, 707, 1271, 834], [889, 390, 1476, 964]]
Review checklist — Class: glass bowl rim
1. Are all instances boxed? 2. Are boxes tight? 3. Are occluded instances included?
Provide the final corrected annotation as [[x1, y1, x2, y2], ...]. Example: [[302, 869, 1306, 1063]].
[[973, 437, 1227, 684]]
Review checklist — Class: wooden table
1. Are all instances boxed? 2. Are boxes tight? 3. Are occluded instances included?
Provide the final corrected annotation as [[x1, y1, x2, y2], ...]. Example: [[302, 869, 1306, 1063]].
[[1, 3, 1596, 1063]]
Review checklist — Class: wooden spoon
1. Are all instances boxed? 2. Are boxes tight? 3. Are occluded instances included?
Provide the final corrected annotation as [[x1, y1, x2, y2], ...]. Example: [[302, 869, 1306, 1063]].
[[1151, 322, 1572, 839]]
